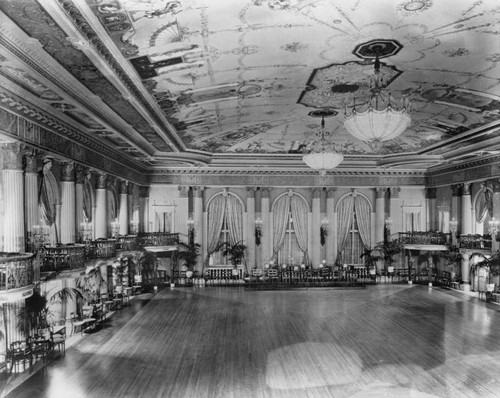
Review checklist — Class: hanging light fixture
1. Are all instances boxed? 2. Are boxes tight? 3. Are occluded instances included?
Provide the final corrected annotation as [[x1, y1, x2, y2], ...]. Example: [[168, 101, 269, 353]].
[[344, 49, 411, 151], [303, 114, 343, 175]]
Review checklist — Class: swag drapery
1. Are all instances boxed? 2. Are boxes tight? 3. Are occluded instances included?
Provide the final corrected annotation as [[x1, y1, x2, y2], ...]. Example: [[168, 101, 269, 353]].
[[83, 181, 92, 222], [206, 191, 244, 256], [336, 193, 371, 260], [272, 192, 310, 266], [475, 188, 493, 223]]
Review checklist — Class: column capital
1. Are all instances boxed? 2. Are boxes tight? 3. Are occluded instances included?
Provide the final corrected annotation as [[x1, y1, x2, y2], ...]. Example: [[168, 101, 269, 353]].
[[61, 162, 75, 182], [24, 151, 38, 174], [1, 142, 24, 170], [96, 172, 107, 189], [246, 187, 256, 198], [426, 187, 437, 199], [312, 187, 321, 199], [119, 180, 128, 194], [376, 187, 387, 199], [451, 184, 461, 196], [127, 182, 134, 195], [461, 183, 471, 196], [178, 185, 189, 198], [193, 186, 204, 198], [75, 165, 86, 184], [390, 187, 400, 198], [139, 186, 150, 198], [261, 187, 270, 198], [326, 187, 336, 199]]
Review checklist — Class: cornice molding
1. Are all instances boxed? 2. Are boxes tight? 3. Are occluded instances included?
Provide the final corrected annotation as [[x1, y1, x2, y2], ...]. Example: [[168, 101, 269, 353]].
[[52, 0, 183, 151], [0, 96, 147, 184]]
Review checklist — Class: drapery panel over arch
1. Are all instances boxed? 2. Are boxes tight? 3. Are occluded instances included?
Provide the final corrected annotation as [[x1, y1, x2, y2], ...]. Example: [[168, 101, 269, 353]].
[[206, 190, 244, 255], [83, 180, 93, 222], [272, 191, 310, 265], [475, 187, 493, 223]]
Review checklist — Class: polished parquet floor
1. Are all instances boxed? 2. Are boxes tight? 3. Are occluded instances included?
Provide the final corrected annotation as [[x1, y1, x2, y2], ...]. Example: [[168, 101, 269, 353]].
[[4, 285, 500, 398]]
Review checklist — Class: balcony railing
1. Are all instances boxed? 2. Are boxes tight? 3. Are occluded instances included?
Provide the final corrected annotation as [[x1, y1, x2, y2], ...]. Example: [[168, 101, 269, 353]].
[[137, 232, 179, 248], [0, 252, 34, 292], [42, 244, 86, 272], [398, 232, 450, 246], [116, 235, 138, 251], [458, 234, 492, 250], [85, 239, 117, 259]]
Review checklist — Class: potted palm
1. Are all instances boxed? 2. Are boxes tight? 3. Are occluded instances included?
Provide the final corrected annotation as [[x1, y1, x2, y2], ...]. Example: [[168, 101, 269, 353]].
[[216, 241, 247, 274], [360, 247, 382, 278], [177, 241, 201, 285]]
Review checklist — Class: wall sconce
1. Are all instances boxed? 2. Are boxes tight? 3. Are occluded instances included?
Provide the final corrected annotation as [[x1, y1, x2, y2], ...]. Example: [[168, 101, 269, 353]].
[[187, 217, 195, 245], [488, 217, 499, 237], [385, 217, 393, 231], [320, 217, 329, 246], [80, 221, 93, 242], [255, 218, 263, 246], [111, 219, 120, 238], [130, 221, 139, 235], [449, 218, 458, 235]]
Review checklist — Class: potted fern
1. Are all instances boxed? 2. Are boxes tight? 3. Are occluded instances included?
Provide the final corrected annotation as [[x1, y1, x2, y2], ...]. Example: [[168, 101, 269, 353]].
[[216, 241, 247, 273], [177, 241, 201, 283]]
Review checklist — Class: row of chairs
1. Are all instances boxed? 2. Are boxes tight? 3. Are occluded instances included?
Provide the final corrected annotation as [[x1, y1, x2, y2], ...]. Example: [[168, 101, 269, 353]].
[[7, 325, 66, 373]]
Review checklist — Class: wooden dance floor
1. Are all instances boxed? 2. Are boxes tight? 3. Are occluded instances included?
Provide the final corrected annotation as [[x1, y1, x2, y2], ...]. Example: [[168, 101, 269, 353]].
[[5, 285, 500, 398]]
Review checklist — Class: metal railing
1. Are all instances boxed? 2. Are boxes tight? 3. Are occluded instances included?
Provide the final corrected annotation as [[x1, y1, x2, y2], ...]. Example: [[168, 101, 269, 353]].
[[0, 252, 34, 291], [398, 231, 450, 245], [42, 244, 86, 272], [458, 234, 492, 250], [137, 232, 179, 248]]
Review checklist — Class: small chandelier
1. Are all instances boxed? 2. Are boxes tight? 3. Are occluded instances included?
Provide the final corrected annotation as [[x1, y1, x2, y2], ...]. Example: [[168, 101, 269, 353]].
[[344, 54, 411, 151], [303, 115, 343, 175]]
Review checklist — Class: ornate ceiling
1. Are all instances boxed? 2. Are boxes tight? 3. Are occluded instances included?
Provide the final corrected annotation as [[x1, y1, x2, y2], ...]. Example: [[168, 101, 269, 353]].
[[0, 0, 499, 176]]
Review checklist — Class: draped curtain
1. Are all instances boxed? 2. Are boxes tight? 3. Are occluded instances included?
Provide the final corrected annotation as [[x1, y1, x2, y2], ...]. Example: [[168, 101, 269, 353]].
[[272, 194, 291, 256], [476, 189, 492, 223], [83, 181, 92, 222], [226, 194, 244, 245], [207, 194, 227, 254], [354, 195, 371, 249], [336, 195, 354, 255], [290, 195, 310, 265], [38, 171, 56, 226]]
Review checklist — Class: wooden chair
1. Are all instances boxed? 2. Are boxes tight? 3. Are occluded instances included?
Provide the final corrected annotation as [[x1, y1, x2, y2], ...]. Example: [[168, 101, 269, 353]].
[[51, 325, 66, 354], [8, 341, 31, 373]]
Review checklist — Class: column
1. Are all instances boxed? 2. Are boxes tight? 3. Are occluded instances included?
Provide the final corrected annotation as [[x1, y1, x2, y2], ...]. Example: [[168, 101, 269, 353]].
[[75, 166, 85, 242], [139, 186, 150, 233], [375, 187, 386, 244], [177, 186, 189, 241], [389, 187, 401, 235], [490, 179, 500, 252], [461, 252, 471, 292], [24, 151, 39, 251], [119, 180, 129, 236], [426, 187, 437, 231], [451, 184, 461, 232], [246, 187, 256, 269], [127, 183, 135, 232], [193, 186, 204, 271], [95, 172, 107, 238], [60, 162, 76, 244], [261, 188, 271, 267], [326, 188, 336, 263], [311, 188, 321, 267], [2, 142, 25, 252], [461, 183, 472, 235]]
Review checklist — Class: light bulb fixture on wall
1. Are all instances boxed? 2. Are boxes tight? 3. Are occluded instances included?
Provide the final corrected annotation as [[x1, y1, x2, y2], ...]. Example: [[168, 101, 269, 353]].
[[488, 217, 499, 238], [320, 217, 329, 246], [80, 221, 93, 242], [255, 218, 263, 246], [449, 218, 458, 235], [111, 219, 120, 238]]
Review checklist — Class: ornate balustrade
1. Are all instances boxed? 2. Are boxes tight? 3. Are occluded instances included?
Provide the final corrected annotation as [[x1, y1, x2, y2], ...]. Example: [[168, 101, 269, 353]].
[[0, 252, 34, 299], [116, 235, 138, 252], [398, 231, 450, 245], [137, 232, 179, 248], [458, 234, 492, 250], [42, 244, 86, 272], [85, 239, 117, 259], [205, 266, 245, 284]]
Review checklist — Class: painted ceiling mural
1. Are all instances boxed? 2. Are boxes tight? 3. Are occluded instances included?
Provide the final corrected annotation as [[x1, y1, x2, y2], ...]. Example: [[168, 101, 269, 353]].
[[0, 0, 499, 170], [87, 0, 500, 155]]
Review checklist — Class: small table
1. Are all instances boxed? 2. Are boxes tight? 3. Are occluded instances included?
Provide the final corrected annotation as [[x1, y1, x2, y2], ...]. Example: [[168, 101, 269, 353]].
[[451, 282, 460, 290], [72, 318, 96, 335]]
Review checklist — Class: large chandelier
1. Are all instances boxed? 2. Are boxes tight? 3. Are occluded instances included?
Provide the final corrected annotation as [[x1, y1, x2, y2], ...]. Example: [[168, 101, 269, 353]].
[[303, 115, 343, 175], [344, 53, 411, 151]]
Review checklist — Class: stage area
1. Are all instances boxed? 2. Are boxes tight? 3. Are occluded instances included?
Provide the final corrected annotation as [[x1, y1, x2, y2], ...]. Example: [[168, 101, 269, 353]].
[[5, 285, 500, 398]]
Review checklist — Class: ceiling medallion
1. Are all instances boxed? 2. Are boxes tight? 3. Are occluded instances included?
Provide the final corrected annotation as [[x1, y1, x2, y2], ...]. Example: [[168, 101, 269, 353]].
[[303, 112, 343, 176], [344, 40, 411, 152]]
